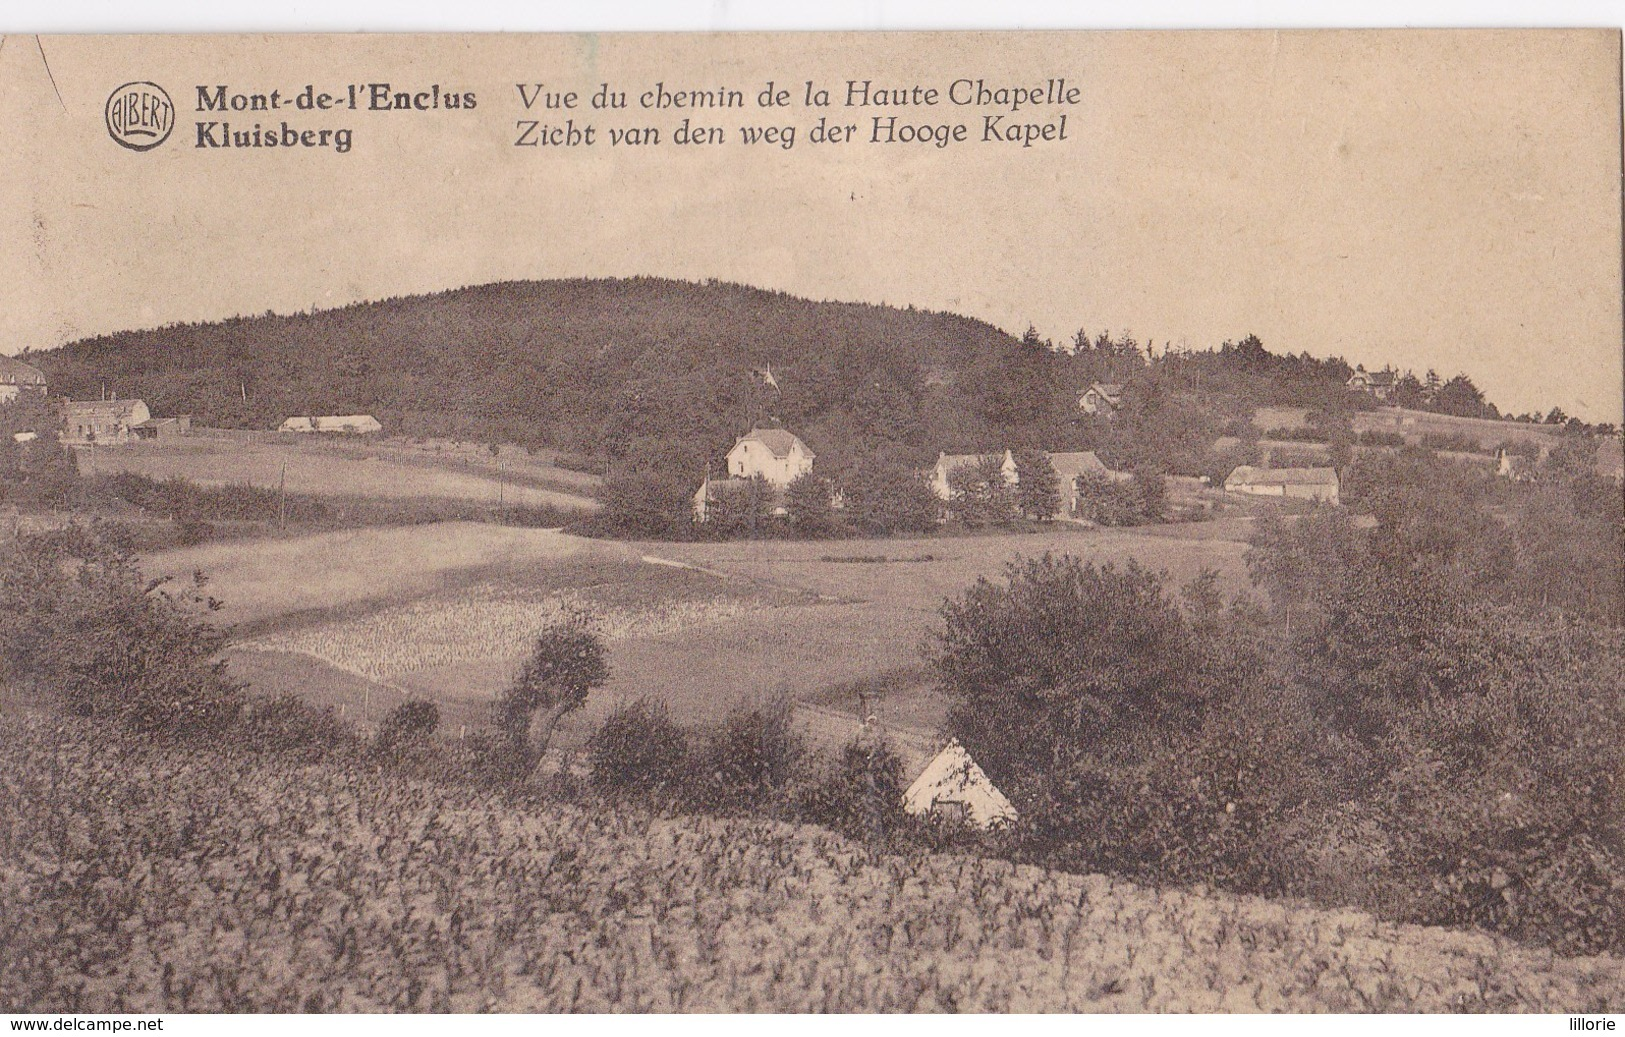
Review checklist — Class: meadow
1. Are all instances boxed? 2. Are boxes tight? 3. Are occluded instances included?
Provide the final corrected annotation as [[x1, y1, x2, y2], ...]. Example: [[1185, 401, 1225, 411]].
[[3, 716, 1619, 1014], [77, 438, 598, 512]]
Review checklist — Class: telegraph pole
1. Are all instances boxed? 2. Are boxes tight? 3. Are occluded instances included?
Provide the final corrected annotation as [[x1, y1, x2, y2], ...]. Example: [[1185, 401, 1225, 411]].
[[277, 460, 287, 530]]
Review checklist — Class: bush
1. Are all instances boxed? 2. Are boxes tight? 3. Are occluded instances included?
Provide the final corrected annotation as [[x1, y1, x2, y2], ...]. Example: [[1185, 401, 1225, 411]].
[[930, 554, 1198, 815], [233, 694, 357, 758], [0, 523, 243, 738], [587, 697, 690, 797], [373, 699, 440, 756], [693, 696, 805, 812], [1355, 430, 1406, 447], [797, 734, 908, 843]]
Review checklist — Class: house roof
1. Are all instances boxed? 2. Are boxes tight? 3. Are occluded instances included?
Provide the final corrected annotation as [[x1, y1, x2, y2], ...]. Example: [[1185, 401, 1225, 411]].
[[64, 399, 147, 419], [1047, 450, 1117, 481], [1226, 465, 1340, 487], [734, 427, 812, 459], [902, 739, 1016, 829], [1088, 382, 1124, 397], [0, 356, 46, 386], [935, 450, 1012, 473], [1349, 367, 1397, 387]]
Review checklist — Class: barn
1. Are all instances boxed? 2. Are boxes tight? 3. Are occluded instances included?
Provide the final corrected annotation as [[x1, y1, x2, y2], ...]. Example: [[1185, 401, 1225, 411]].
[[1224, 464, 1340, 504]]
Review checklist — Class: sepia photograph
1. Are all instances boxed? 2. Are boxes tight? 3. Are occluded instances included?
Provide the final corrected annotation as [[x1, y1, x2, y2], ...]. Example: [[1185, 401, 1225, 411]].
[[0, 22, 1622, 1018]]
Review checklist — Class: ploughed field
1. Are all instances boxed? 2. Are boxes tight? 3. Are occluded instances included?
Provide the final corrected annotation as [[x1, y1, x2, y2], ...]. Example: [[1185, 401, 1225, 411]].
[[141, 522, 1256, 742], [3, 718, 1619, 1013]]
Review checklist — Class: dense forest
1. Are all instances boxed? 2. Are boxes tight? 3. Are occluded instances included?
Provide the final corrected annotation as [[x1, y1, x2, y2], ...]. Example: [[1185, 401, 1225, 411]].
[[27, 276, 1555, 480]]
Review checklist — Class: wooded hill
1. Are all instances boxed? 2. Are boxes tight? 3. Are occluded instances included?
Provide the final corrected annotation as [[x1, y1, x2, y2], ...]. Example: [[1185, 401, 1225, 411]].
[[27, 276, 1439, 476]]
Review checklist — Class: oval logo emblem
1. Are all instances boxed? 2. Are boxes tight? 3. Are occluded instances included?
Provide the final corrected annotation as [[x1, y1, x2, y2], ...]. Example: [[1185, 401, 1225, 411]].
[[105, 82, 175, 151]]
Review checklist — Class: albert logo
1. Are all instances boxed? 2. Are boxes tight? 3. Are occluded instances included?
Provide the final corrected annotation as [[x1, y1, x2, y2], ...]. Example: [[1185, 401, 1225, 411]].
[[105, 82, 175, 151]]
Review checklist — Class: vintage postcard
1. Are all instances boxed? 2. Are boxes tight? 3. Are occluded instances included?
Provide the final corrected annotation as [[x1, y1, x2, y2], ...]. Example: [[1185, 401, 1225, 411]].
[[0, 29, 1621, 1016]]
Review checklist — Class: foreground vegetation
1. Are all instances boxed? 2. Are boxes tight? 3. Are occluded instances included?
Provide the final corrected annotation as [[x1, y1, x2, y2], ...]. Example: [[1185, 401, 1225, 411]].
[[2, 716, 1620, 1014]]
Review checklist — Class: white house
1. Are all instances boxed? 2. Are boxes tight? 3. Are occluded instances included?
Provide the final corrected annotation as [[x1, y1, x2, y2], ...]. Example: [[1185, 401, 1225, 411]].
[[278, 414, 382, 435], [930, 450, 1018, 502], [1224, 465, 1340, 504], [902, 740, 1017, 829], [1078, 382, 1124, 415], [725, 427, 814, 486]]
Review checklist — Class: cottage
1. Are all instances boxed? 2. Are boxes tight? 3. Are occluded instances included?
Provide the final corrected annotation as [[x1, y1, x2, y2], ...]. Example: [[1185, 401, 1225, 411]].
[[725, 427, 814, 487], [0, 356, 47, 403], [278, 414, 382, 434], [1224, 464, 1340, 503], [1078, 382, 1124, 415], [62, 399, 151, 445], [902, 740, 1017, 829], [930, 450, 1017, 502], [1346, 365, 1398, 401], [1048, 450, 1133, 517]]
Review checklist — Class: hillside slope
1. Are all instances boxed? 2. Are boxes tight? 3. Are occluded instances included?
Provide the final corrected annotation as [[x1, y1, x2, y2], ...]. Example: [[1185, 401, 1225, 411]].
[[30, 278, 1070, 471], [3, 717, 1619, 1013]]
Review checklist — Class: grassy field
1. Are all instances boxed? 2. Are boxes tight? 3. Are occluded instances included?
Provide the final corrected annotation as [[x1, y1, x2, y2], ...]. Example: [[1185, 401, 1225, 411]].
[[76, 438, 598, 512], [5, 717, 1619, 1013], [143, 521, 1260, 751]]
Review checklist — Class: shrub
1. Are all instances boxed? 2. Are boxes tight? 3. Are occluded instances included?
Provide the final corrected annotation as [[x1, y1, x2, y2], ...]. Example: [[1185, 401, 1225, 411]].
[[694, 696, 805, 812], [586, 697, 690, 797], [233, 694, 357, 758], [0, 523, 243, 738], [373, 699, 440, 756], [1355, 430, 1406, 447], [930, 554, 1199, 815], [797, 734, 908, 844]]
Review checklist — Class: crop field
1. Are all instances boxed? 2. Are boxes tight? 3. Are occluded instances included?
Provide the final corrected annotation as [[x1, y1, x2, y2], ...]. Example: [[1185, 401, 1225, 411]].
[[77, 438, 598, 512], [149, 521, 1261, 745], [3, 718, 1619, 1013]]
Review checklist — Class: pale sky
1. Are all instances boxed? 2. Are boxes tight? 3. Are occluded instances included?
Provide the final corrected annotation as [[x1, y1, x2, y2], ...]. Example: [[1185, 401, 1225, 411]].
[[0, 30, 1620, 421]]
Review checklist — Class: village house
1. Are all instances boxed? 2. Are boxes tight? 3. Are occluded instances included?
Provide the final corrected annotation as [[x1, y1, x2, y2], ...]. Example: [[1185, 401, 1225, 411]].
[[1224, 464, 1340, 504], [278, 414, 383, 434], [723, 427, 815, 486], [1346, 365, 1398, 401], [1048, 450, 1133, 517], [61, 399, 151, 445], [694, 426, 814, 522], [1077, 382, 1124, 415], [930, 449, 1018, 502], [0, 356, 48, 403]]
